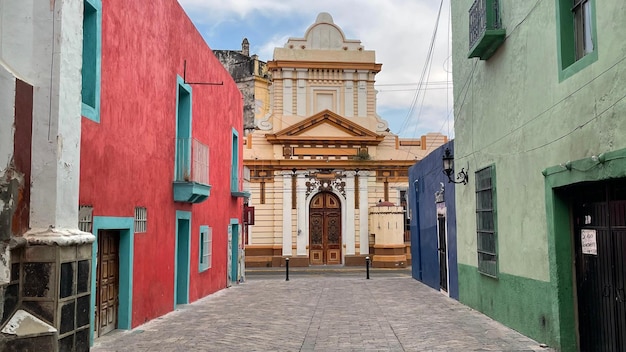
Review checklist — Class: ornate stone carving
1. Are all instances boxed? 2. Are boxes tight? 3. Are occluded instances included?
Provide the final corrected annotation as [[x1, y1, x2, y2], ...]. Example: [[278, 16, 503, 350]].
[[305, 173, 346, 198]]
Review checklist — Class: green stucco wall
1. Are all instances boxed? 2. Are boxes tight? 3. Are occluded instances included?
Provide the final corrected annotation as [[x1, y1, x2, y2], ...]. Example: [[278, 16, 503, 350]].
[[451, 1, 626, 350], [458, 264, 554, 346]]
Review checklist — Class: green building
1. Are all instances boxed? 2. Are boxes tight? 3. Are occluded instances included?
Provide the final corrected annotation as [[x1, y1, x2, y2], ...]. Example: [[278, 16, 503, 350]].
[[451, 0, 626, 351]]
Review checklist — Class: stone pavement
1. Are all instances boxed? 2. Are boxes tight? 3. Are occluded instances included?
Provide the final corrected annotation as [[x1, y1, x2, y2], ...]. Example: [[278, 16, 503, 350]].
[[91, 270, 554, 352]]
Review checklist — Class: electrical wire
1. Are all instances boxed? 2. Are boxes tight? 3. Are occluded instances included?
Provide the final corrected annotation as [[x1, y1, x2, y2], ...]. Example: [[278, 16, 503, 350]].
[[394, 0, 445, 136]]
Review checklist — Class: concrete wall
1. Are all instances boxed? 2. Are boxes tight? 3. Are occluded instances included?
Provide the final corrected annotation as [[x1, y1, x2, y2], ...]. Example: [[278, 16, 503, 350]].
[[451, 0, 626, 349], [1, 0, 83, 231], [79, 0, 243, 327], [0, 1, 94, 350]]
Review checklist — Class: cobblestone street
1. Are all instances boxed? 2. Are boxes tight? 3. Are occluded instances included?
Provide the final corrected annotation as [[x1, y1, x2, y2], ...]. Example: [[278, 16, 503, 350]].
[[91, 271, 554, 352]]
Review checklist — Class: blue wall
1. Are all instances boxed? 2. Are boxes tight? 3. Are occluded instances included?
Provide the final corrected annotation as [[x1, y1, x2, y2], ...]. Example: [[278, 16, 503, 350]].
[[409, 141, 458, 299]]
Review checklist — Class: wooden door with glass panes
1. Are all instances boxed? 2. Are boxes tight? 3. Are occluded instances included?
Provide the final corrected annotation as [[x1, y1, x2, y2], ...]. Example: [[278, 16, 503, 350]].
[[309, 192, 342, 265]]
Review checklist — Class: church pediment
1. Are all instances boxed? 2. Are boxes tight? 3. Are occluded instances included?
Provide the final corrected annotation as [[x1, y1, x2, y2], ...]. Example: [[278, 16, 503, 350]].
[[266, 110, 383, 145]]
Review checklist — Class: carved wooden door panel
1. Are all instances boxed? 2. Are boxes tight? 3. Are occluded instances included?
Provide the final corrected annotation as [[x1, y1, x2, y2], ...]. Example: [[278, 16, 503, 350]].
[[96, 230, 119, 337], [309, 192, 342, 265]]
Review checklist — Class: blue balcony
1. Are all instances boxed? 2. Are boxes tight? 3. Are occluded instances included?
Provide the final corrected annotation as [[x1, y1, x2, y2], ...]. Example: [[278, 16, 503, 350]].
[[173, 138, 211, 203]]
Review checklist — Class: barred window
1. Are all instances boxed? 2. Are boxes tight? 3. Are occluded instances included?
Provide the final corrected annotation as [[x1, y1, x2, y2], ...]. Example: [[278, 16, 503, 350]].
[[135, 207, 147, 233], [475, 165, 497, 277], [78, 205, 93, 233]]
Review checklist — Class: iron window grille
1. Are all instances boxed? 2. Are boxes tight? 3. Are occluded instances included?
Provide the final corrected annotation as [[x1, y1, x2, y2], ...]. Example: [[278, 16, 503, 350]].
[[475, 165, 497, 277], [134, 207, 147, 233], [78, 205, 93, 233]]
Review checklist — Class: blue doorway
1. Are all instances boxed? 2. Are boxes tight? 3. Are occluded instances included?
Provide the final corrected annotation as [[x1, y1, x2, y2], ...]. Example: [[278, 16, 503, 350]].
[[230, 223, 239, 284], [175, 211, 191, 306]]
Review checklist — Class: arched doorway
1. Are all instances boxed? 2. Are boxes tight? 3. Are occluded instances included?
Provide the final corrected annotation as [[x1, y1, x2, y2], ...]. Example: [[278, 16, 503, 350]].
[[309, 192, 342, 265]]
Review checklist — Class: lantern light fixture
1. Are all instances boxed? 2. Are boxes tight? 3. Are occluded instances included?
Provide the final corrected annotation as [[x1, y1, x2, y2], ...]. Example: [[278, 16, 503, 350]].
[[442, 148, 468, 185]]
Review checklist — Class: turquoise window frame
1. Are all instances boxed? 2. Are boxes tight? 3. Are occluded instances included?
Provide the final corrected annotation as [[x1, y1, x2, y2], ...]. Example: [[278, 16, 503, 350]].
[[231, 128, 240, 193], [89, 216, 134, 346], [230, 219, 240, 284], [175, 76, 193, 181], [81, 0, 101, 122], [555, 0, 598, 81], [199, 225, 211, 272]]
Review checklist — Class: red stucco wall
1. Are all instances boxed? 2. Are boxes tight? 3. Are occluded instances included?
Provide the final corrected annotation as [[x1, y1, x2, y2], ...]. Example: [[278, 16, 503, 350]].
[[80, 0, 243, 327]]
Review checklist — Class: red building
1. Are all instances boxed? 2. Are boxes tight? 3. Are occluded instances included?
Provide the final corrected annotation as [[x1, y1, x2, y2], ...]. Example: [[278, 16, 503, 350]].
[[79, 0, 245, 343]]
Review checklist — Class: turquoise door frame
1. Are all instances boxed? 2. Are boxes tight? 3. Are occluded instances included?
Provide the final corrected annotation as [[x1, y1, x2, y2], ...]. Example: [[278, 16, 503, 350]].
[[230, 219, 240, 284], [90, 216, 134, 346], [175, 211, 191, 306]]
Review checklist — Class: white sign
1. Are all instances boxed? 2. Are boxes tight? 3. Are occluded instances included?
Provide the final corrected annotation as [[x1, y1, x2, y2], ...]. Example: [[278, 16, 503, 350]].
[[581, 229, 597, 255]]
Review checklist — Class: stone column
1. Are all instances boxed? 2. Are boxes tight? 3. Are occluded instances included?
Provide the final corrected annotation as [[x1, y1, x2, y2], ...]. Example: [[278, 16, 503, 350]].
[[296, 69, 307, 117], [281, 172, 293, 256], [359, 171, 370, 255], [344, 172, 356, 255], [282, 70, 293, 116], [296, 173, 307, 256], [343, 70, 355, 117], [357, 70, 368, 117]]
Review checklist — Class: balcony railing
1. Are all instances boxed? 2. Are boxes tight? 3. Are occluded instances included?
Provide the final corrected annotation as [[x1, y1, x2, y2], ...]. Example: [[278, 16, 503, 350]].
[[173, 138, 211, 203], [192, 139, 209, 185], [468, 0, 506, 60], [175, 138, 209, 185]]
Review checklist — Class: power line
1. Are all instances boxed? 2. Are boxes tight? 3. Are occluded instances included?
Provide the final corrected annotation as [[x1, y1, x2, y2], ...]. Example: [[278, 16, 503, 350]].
[[456, 54, 626, 160], [394, 0, 445, 136]]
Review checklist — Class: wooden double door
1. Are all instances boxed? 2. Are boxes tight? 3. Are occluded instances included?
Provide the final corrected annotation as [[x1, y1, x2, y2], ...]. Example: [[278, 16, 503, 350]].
[[309, 192, 342, 265]]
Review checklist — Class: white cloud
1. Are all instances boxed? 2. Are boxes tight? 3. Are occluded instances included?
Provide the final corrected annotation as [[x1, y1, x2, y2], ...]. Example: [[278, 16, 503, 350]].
[[178, 0, 454, 138]]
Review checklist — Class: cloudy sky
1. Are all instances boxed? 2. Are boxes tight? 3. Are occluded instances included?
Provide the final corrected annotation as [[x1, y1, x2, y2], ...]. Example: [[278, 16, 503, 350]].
[[178, 0, 453, 139]]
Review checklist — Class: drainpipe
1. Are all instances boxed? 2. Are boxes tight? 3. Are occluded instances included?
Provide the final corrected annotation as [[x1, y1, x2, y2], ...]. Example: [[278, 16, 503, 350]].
[[413, 179, 422, 280]]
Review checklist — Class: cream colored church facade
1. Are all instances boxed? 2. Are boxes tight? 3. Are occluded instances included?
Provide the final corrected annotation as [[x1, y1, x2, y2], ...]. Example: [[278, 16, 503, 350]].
[[243, 13, 446, 267]]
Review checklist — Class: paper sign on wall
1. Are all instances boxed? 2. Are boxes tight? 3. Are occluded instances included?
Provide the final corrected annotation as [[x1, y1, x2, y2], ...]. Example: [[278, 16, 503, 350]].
[[581, 229, 597, 255]]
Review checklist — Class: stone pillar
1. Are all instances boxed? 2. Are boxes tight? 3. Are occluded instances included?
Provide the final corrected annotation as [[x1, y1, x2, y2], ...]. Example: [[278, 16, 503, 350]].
[[343, 70, 355, 117], [296, 69, 307, 117], [296, 173, 307, 256], [369, 202, 407, 268], [359, 171, 370, 255], [345, 172, 356, 255], [282, 70, 293, 116], [357, 70, 368, 117], [281, 172, 293, 256]]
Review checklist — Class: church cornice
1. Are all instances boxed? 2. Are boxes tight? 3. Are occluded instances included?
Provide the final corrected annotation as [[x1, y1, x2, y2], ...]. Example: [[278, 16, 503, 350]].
[[267, 60, 381, 72], [243, 159, 417, 169], [265, 110, 384, 145]]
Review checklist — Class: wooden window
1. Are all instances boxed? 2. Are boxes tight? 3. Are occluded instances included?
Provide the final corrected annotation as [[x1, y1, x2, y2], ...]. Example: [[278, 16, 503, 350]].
[[573, 0, 593, 60]]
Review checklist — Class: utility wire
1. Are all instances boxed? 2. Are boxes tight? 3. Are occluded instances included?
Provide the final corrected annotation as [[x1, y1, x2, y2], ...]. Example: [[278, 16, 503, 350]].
[[394, 0, 445, 136]]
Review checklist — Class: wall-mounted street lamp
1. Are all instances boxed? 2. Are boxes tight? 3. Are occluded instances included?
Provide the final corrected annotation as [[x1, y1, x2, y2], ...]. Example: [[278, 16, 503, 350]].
[[442, 148, 468, 185]]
